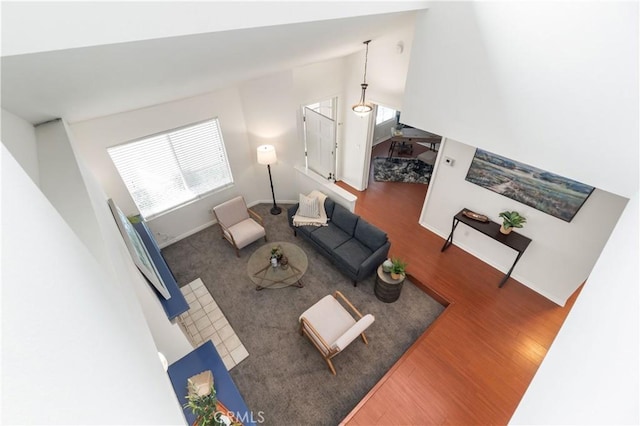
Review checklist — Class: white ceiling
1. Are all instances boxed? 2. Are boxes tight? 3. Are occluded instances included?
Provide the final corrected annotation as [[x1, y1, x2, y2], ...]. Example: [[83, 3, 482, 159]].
[[1, 11, 418, 125]]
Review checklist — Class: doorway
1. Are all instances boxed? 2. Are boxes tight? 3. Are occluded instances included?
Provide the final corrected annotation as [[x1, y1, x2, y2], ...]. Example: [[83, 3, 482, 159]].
[[302, 98, 337, 181]]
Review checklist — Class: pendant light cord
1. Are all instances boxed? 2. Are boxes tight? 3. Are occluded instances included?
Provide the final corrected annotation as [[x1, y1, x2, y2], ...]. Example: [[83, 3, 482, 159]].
[[362, 40, 371, 84]]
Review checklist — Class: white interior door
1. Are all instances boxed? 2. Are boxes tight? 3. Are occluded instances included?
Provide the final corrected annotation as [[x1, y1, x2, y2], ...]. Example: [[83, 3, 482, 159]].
[[304, 106, 336, 180]]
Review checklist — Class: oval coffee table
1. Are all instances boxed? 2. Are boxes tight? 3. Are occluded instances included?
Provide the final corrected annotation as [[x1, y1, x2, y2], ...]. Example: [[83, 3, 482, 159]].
[[247, 242, 308, 290]]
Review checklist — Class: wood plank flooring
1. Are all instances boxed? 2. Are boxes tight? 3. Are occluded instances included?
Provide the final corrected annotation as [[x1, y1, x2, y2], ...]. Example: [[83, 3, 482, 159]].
[[337, 140, 580, 425]]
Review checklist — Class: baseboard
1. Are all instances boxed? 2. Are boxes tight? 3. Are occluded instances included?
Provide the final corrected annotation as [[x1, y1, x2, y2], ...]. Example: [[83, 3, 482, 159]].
[[418, 220, 565, 306], [157, 220, 216, 249], [157, 200, 298, 249]]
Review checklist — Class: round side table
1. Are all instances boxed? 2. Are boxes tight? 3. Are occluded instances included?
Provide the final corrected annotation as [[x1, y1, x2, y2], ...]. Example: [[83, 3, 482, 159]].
[[375, 265, 405, 303]]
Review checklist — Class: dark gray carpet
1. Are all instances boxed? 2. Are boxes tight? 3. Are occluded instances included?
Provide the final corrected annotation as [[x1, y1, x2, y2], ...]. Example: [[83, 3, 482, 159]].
[[162, 203, 444, 426], [373, 156, 434, 184]]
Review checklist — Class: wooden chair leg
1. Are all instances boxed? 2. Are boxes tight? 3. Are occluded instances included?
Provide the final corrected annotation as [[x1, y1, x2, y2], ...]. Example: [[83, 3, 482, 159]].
[[360, 332, 369, 345], [324, 357, 337, 375], [234, 246, 240, 257], [299, 321, 304, 336]]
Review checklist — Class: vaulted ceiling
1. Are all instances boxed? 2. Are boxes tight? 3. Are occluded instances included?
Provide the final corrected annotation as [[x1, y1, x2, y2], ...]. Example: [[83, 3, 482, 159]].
[[1, 4, 422, 125]]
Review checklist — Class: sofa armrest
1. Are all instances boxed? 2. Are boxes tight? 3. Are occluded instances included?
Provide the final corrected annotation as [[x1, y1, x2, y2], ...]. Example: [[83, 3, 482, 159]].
[[357, 241, 391, 281]]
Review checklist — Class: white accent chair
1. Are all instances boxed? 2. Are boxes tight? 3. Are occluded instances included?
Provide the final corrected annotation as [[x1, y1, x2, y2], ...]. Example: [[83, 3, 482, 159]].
[[212, 196, 267, 257], [299, 291, 375, 375]]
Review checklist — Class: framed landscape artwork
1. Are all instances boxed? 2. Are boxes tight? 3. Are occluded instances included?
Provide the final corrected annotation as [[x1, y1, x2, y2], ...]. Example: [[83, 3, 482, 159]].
[[108, 198, 172, 299], [465, 149, 595, 222]]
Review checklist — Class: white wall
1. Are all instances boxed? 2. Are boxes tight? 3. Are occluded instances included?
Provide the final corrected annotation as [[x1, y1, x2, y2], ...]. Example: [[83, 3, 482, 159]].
[[422, 138, 627, 305], [340, 23, 417, 190], [35, 119, 108, 265], [293, 57, 346, 179], [293, 56, 346, 108], [7, 110, 192, 364], [69, 56, 378, 245], [238, 71, 300, 205], [510, 194, 639, 425], [1, 145, 186, 425], [402, 2, 639, 421], [366, 23, 416, 112], [69, 87, 258, 246], [70, 67, 356, 246], [1, 107, 39, 184], [340, 49, 372, 190], [403, 2, 638, 198], [72, 144, 193, 364]]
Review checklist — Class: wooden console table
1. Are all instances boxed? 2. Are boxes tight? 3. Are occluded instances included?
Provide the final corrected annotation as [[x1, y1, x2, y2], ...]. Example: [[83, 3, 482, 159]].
[[441, 209, 531, 287]]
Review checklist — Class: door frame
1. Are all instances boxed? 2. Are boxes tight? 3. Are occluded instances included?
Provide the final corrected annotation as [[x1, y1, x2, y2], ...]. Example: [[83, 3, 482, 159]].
[[301, 96, 339, 181], [360, 104, 378, 190]]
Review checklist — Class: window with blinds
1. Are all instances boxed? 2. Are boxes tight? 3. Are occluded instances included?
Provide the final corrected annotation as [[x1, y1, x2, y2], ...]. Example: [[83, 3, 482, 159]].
[[108, 118, 233, 220], [375, 105, 396, 125]]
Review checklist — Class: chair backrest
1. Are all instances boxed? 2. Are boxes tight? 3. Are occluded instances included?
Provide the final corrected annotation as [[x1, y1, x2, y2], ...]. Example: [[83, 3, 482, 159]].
[[213, 196, 250, 228]]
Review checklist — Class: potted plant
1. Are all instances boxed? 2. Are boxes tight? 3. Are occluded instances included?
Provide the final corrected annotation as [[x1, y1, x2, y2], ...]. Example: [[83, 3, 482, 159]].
[[498, 211, 527, 235], [184, 374, 237, 426], [270, 245, 283, 267], [185, 379, 221, 426], [390, 257, 407, 280]]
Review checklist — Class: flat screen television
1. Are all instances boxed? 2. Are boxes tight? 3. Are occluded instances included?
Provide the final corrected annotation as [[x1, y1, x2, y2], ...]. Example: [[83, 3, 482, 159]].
[[107, 198, 171, 299]]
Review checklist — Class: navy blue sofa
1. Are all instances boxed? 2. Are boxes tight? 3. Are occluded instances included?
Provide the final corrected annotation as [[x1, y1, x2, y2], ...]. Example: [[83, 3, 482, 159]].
[[288, 197, 390, 285]]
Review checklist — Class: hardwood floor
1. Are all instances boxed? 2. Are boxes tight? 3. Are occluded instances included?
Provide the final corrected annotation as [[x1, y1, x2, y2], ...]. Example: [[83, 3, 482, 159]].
[[336, 141, 580, 425]]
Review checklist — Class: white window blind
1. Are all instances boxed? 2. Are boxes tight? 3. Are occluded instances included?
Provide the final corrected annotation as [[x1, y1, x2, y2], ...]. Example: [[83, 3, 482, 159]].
[[108, 118, 233, 219]]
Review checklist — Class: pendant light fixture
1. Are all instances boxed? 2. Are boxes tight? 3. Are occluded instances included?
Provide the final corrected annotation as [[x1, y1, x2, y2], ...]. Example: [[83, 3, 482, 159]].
[[352, 40, 373, 116]]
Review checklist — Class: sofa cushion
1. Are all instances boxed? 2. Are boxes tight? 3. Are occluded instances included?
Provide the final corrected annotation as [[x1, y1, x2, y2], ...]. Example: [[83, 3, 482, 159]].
[[311, 225, 352, 252], [354, 219, 388, 252], [333, 239, 373, 275], [331, 204, 358, 235]]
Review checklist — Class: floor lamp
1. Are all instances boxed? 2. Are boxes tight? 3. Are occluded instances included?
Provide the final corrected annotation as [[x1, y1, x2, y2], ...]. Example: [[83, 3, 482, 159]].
[[257, 145, 282, 215]]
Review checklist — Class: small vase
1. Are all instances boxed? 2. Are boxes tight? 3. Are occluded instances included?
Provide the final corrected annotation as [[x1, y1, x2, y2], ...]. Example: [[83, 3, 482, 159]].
[[390, 272, 403, 280], [271, 257, 278, 268], [382, 259, 393, 273], [280, 256, 289, 270], [500, 224, 512, 235]]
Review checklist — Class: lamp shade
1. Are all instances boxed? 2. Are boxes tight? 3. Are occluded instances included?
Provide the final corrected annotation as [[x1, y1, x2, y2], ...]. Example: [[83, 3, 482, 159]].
[[352, 88, 373, 115], [352, 103, 373, 116], [257, 145, 277, 165]]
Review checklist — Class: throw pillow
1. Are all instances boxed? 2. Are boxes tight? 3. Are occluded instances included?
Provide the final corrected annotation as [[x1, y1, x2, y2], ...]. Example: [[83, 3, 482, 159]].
[[298, 193, 320, 218]]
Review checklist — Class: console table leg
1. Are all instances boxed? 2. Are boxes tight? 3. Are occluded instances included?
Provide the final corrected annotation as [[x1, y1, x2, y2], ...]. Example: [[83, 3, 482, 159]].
[[441, 219, 459, 252], [499, 251, 525, 288], [388, 141, 397, 159]]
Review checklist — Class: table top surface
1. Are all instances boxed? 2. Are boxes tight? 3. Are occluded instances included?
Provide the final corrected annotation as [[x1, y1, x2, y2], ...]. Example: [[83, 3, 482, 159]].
[[455, 209, 531, 253], [247, 241, 308, 288], [391, 128, 441, 142], [376, 265, 405, 284]]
